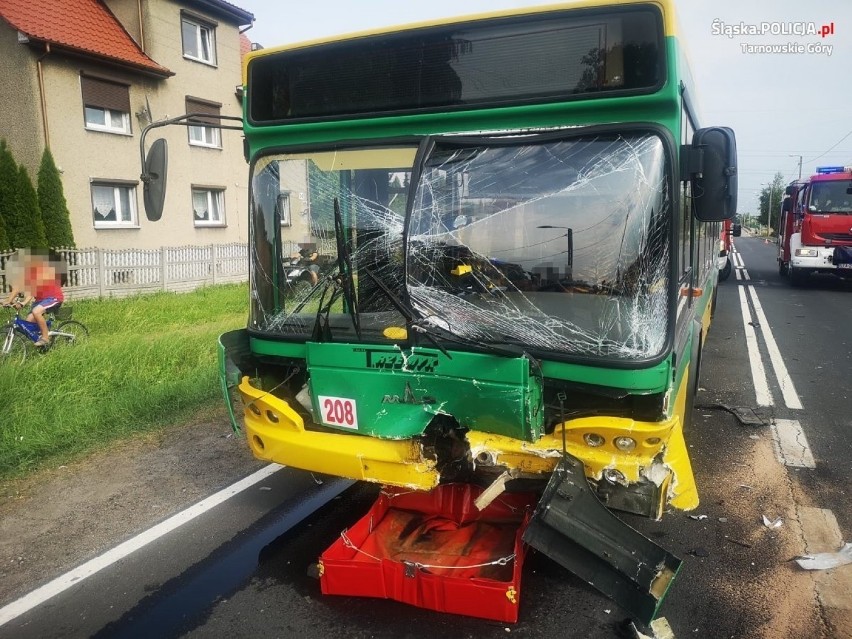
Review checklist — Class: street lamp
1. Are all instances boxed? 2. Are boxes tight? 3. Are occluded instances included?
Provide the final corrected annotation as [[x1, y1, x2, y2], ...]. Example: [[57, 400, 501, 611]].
[[537, 225, 573, 282]]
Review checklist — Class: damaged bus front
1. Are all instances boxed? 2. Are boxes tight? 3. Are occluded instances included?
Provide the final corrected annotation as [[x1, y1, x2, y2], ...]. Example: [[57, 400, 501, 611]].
[[139, 0, 739, 623]]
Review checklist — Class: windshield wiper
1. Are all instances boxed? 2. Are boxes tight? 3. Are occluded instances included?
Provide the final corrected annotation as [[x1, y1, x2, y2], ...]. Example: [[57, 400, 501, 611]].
[[360, 266, 451, 359], [333, 197, 362, 339], [310, 278, 343, 342]]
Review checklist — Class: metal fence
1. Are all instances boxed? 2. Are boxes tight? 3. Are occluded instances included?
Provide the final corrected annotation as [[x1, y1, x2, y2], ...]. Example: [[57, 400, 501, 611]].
[[0, 243, 248, 300]]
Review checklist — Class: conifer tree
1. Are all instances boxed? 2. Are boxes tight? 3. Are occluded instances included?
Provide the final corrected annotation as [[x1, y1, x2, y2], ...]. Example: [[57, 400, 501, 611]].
[[12, 165, 48, 249], [37, 148, 75, 247], [0, 140, 16, 250]]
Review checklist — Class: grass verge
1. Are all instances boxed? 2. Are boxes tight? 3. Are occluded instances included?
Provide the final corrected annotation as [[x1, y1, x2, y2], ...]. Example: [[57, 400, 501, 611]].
[[0, 284, 248, 480]]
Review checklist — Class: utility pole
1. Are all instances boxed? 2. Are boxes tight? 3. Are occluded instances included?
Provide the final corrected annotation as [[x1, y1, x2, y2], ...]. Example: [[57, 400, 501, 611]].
[[768, 187, 774, 236], [789, 154, 803, 180]]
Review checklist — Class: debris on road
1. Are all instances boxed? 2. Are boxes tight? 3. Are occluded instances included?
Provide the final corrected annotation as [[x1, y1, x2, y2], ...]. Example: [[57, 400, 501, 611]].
[[794, 542, 852, 570], [762, 515, 783, 529], [724, 536, 752, 548], [629, 616, 676, 639]]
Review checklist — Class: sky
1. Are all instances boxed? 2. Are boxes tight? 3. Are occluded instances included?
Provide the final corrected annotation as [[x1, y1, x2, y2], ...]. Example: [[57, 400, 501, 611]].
[[239, 0, 852, 215]]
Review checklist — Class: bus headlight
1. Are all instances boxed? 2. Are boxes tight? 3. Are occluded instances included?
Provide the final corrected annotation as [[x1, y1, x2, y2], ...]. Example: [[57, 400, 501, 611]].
[[614, 436, 637, 452], [584, 433, 605, 447], [795, 248, 818, 257]]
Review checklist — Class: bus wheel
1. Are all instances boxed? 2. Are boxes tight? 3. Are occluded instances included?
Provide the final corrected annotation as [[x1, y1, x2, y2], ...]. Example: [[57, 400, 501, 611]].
[[778, 261, 788, 276], [719, 258, 732, 281], [683, 322, 703, 435]]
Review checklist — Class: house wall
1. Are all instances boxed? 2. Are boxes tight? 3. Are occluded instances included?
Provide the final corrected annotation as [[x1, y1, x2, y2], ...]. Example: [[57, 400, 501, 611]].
[[137, 0, 249, 248], [0, 21, 44, 173], [102, 0, 143, 47], [1, 1, 250, 251]]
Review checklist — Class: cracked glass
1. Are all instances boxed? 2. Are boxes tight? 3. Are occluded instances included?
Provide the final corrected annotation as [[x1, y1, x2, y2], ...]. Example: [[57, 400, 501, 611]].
[[249, 131, 671, 361]]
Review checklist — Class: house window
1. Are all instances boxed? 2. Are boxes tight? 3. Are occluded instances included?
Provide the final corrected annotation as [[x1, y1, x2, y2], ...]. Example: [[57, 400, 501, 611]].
[[91, 182, 138, 228], [278, 192, 291, 226], [81, 75, 131, 134], [186, 97, 222, 148], [181, 17, 216, 65], [192, 187, 226, 226]]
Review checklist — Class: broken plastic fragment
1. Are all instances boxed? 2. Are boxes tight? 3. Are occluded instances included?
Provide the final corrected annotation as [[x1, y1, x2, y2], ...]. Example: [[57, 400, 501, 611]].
[[629, 617, 675, 639], [794, 542, 852, 570], [474, 469, 518, 511], [762, 515, 783, 529], [688, 514, 708, 521]]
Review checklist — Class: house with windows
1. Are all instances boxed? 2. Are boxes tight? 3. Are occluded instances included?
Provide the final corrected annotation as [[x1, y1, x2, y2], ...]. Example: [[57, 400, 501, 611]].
[[0, 0, 254, 249]]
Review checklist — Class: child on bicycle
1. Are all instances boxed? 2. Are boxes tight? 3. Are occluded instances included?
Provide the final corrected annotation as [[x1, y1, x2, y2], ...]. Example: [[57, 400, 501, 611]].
[[2, 249, 65, 347]]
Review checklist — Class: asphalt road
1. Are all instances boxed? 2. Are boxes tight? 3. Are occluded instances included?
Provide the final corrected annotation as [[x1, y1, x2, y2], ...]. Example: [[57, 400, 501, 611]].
[[1, 235, 850, 638]]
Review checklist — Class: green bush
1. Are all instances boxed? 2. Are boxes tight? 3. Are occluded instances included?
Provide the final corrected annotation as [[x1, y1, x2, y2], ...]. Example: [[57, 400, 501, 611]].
[[10, 165, 48, 249], [0, 140, 15, 251], [38, 148, 75, 248]]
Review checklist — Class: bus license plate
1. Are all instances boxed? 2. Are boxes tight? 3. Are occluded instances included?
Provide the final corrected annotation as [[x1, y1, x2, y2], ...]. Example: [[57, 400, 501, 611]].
[[318, 395, 359, 429], [839, 263, 852, 269]]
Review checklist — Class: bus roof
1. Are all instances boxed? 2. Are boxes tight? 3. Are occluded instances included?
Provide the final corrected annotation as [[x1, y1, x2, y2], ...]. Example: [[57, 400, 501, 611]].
[[242, 0, 679, 85]]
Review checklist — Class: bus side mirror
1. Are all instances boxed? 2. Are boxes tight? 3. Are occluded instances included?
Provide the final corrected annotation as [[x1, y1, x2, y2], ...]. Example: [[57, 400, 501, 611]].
[[785, 185, 797, 196], [142, 138, 168, 222], [690, 126, 737, 222], [782, 198, 792, 213]]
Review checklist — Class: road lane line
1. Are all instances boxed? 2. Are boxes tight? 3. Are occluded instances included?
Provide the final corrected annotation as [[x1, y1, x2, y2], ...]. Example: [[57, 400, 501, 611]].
[[737, 286, 773, 406], [771, 419, 816, 468], [735, 267, 742, 281], [0, 463, 283, 627], [746, 285, 803, 409]]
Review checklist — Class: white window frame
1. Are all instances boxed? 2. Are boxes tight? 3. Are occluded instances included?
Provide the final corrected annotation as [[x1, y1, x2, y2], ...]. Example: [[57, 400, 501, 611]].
[[192, 187, 226, 227], [84, 106, 131, 135], [188, 123, 221, 148], [91, 182, 138, 229], [278, 191, 291, 226], [181, 17, 217, 66]]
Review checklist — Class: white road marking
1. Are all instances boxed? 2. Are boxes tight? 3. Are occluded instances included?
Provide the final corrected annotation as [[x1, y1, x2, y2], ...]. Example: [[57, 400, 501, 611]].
[[737, 286, 773, 406], [771, 419, 816, 468], [735, 267, 742, 281], [746, 285, 803, 409], [0, 463, 283, 628]]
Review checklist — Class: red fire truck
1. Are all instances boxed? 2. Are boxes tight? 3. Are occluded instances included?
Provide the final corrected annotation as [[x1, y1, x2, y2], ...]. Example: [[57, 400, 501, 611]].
[[778, 166, 852, 285]]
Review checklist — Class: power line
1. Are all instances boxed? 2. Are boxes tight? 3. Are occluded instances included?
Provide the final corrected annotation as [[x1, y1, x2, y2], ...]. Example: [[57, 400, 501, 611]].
[[806, 129, 852, 164]]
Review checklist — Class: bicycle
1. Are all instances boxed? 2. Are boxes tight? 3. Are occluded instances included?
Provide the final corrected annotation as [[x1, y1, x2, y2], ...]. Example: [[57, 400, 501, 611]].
[[1, 303, 89, 363]]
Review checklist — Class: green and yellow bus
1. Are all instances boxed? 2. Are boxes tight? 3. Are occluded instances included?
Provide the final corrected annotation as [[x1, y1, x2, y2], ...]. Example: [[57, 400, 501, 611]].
[[142, 0, 736, 621]]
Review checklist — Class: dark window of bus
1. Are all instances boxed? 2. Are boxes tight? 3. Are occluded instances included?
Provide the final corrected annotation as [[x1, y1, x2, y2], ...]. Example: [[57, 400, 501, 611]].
[[249, 8, 662, 123]]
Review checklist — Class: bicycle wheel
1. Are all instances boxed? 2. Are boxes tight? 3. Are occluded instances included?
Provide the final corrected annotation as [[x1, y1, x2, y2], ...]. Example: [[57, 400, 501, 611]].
[[51, 321, 89, 348], [1, 328, 28, 363]]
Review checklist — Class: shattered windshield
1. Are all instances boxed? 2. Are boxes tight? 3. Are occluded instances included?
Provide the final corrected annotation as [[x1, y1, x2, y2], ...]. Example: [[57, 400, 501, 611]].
[[250, 131, 671, 360]]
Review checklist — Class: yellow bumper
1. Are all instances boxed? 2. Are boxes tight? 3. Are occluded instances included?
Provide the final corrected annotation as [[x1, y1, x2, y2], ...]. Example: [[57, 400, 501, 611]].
[[238, 376, 698, 511]]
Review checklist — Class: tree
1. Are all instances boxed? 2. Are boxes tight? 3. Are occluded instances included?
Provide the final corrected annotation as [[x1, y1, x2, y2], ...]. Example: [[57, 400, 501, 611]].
[[758, 172, 786, 230], [11, 165, 48, 249], [37, 148, 75, 247], [0, 140, 15, 250]]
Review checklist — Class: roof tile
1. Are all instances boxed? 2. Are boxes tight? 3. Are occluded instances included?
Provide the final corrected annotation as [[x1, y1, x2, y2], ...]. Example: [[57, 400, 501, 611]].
[[0, 0, 171, 76]]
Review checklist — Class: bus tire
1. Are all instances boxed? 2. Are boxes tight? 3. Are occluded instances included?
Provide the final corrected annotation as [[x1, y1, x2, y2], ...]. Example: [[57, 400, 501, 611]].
[[683, 321, 703, 435], [778, 260, 788, 276], [719, 258, 732, 281]]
